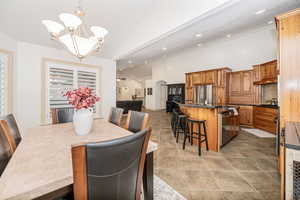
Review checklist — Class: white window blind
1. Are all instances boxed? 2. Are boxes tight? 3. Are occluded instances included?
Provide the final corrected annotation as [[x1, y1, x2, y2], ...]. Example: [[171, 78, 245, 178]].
[[0, 57, 5, 116], [0, 53, 9, 116], [44, 62, 100, 123]]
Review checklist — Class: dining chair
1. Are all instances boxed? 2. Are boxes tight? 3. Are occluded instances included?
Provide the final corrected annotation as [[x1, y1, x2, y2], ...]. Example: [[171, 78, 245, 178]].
[[51, 108, 74, 124], [0, 114, 22, 146], [108, 107, 124, 126], [124, 111, 149, 133], [71, 128, 151, 200], [0, 120, 16, 176]]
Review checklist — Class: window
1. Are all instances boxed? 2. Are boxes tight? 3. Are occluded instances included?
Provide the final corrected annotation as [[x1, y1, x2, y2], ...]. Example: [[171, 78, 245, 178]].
[[42, 59, 101, 123], [0, 51, 12, 116]]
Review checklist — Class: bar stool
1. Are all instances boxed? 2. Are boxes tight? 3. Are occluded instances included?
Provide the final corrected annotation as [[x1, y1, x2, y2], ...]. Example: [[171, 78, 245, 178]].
[[183, 118, 209, 156], [174, 112, 187, 143]]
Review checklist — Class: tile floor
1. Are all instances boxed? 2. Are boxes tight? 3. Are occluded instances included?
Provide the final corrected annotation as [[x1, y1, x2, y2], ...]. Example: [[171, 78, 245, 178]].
[[145, 110, 280, 200]]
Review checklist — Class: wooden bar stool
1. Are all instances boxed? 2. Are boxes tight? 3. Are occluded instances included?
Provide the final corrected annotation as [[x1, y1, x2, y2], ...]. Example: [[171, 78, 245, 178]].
[[183, 118, 209, 156], [173, 111, 188, 143]]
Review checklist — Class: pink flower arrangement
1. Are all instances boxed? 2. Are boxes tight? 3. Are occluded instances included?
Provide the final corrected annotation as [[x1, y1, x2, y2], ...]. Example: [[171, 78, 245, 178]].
[[64, 87, 100, 110]]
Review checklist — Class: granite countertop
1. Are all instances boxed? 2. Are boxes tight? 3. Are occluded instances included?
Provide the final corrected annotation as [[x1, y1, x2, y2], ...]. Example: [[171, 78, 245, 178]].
[[174, 101, 239, 109], [174, 101, 279, 109], [285, 122, 300, 150]]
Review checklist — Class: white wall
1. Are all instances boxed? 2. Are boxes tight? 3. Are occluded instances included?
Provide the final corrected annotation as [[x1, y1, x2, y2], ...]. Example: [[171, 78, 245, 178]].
[[116, 79, 143, 100], [148, 25, 277, 109], [151, 25, 276, 84], [145, 80, 155, 110], [0, 34, 116, 133]]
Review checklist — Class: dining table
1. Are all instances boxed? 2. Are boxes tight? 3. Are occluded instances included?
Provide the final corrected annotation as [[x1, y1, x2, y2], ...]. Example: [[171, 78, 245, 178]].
[[0, 119, 158, 200]]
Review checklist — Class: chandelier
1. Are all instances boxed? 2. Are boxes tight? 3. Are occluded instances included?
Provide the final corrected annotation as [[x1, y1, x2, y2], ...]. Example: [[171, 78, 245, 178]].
[[42, 2, 108, 60]]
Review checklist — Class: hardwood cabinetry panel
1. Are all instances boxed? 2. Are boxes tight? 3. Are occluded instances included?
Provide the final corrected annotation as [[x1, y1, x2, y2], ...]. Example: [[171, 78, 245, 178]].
[[239, 106, 253, 126], [276, 9, 300, 200], [229, 72, 242, 96], [242, 71, 253, 96], [229, 70, 254, 104], [253, 60, 278, 84], [185, 68, 231, 105], [253, 106, 277, 134]]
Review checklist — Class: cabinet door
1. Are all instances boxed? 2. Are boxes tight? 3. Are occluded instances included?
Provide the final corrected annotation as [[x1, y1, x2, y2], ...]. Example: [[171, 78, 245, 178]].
[[239, 106, 253, 126], [192, 73, 200, 84], [253, 65, 261, 82], [205, 71, 216, 84], [229, 72, 242, 96], [242, 71, 253, 96]]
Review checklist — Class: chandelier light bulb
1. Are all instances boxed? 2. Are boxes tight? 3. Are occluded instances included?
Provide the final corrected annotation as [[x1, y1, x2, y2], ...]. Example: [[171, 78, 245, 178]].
[[59, 13, 82, 30], [42, 20, 65, 36], [90, 26, 108, 39]]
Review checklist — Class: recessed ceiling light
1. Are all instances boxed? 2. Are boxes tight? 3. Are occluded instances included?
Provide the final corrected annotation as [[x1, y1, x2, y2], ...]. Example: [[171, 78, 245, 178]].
[[162, 47, 167, 51], [226, 34, 231, 38], [197, 43, 203, 47], [255, 9, 266, 15], [268, 20, 274, 24], [117, 78, 121, 82], [128, 60, 132, 64], [195, 33, 203, 38]]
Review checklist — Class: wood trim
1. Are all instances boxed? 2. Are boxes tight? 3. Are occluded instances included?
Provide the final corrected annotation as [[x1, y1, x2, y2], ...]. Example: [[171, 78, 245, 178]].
[[141, 113, 149, 130], [51, 108, 58, 124], [276, 8, 300, 20], [136, 128, 152, 200], [0, 120, 16, 153], [124, 110, 132, 130], [71, 145, 88, 200]]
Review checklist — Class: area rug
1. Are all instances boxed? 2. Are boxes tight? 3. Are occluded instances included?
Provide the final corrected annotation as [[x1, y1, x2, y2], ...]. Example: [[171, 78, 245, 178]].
[[153, 175, 187, 200], [141, 175, 186, 200], [242, 128, 275, 138]]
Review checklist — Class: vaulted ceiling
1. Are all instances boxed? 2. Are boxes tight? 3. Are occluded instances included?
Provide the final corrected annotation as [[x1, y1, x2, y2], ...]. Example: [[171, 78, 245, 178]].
[[0, 0, 232, 59], [1, 0, 300, 81]]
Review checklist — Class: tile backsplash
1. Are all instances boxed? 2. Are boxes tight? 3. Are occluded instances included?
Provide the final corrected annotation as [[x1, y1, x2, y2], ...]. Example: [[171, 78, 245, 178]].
[[262, 83, 278, 104]]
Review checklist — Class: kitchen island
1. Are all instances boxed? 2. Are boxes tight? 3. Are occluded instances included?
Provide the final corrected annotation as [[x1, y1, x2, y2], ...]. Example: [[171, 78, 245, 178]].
[[176, 102, 240, 152]]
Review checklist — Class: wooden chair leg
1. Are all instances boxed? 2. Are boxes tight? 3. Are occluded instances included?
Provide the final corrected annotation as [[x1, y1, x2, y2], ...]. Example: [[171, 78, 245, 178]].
[[198, 122, 201, 156]]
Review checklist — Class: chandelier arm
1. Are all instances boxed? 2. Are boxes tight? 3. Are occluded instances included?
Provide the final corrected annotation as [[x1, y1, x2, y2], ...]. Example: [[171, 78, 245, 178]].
[[71, 33, 80, 58]]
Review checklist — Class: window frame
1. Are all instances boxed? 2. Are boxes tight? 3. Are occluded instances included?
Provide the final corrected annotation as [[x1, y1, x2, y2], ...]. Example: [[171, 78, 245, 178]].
[[0, 49, 13, 116], [41, 58, 102, 124]]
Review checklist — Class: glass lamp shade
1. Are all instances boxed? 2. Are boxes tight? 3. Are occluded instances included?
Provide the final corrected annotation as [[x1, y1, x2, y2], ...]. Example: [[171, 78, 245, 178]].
[[42, 20, 65, 35], [59, 34, 98, 57], [90, 26, 108, 39], [59, 13, 82, 30]]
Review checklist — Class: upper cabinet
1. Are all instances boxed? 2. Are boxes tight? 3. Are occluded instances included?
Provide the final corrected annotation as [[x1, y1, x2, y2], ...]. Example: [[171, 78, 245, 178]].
[[185, 68, 231, 104], [253, 60, 278, 84], [229, 70, 254, 104]]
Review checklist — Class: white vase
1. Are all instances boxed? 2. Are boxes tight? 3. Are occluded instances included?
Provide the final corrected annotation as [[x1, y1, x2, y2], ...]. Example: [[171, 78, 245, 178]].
[[73, 108, 93, 136]]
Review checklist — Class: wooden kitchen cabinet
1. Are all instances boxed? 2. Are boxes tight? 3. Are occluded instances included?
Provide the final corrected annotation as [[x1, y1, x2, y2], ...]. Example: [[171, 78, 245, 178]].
[[253, 106, 277, 134], [242, 71, 253, 96], [229, 72, 242, 96], [239, 106, 253, 126], [276, 9, 300, 199], [229, 70, 254, 104], [185, 68, 231, 105], [253, 60, 277, 84]]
